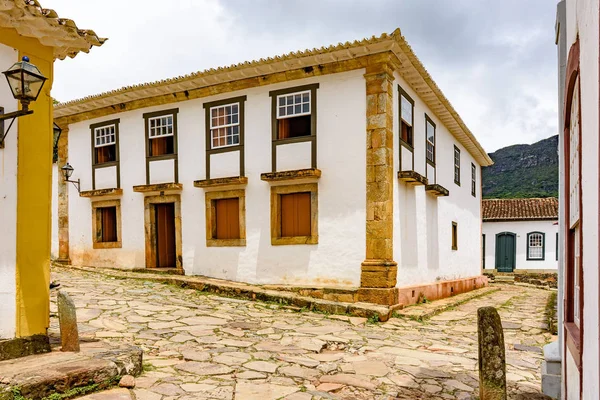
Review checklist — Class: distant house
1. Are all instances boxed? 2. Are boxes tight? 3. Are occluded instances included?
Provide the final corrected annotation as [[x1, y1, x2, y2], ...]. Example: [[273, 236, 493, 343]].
[[482, 198, 558, 272], [53, 29, 493, 307]]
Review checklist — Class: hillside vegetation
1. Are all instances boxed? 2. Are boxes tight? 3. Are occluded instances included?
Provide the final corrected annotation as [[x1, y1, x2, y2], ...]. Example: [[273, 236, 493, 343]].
[[482, 135, 558, 199]]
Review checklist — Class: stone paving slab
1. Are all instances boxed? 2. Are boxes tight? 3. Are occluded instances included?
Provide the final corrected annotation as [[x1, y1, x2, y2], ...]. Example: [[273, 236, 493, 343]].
[[0, 342, 141, 400], [49, 268, 553, 400]]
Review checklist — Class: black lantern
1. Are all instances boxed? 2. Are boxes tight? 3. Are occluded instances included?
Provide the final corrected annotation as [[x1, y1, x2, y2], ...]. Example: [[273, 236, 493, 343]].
[[3, 56, 47, 108], [61, 163, 80, 192], [0, 56, 47, 143]]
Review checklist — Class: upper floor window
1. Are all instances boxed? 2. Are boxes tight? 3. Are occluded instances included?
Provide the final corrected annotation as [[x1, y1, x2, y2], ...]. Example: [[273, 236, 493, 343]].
[[94, 124, 117, 164], [425, 115, 436, 165], [453, 146, 461, 185], [148, 114, 175, 156], [399, 86, 414, 147], [276, 90, 311, 139], [210, 103, 240, 148], [471, 163, 476, 197], [527, 232, 545, 260]]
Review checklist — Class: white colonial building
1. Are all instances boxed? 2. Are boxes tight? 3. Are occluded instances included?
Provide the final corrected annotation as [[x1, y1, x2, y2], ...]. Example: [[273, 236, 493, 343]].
[[482, 198, 558, 272], [52, 29, 492, 307], [554, 0, 600, 398]]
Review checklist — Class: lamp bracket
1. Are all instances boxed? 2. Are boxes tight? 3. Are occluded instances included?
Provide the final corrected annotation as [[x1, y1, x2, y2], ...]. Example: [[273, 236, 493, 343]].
[[0, 107, 34, 144], [66, 178, 81, 193]]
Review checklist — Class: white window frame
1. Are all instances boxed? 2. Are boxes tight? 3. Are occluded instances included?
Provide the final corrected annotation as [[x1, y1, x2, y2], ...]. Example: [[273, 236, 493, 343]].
[[527, 233, 544, 260], [426, 120, 435, 163], [573, 227, 580, 327], [210, 102, 240, 149], [276, 90, 311, 119], [400, 95, 412, 126], [94, 125, 116, 148], [148, 115, 174, 139]]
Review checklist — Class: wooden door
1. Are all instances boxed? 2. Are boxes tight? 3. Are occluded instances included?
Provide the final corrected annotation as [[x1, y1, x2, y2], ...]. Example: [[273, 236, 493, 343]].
[[495, 232, 515, 272], [155, 203, 176, 268]]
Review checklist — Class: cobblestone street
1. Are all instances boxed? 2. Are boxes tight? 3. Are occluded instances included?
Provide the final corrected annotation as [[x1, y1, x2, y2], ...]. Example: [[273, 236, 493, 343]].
[[49, 267, 554, 400]]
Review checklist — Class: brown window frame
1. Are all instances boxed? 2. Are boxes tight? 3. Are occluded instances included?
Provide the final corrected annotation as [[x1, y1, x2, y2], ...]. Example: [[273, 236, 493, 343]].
[[398, 85, 414, 149], [270, 183, 318, 245], [91, 199, 122, 249], [471, 163, 476, 197], [451, 221, 458, 250], [203, 96, 246, 180], [269, 84, 319, 172], [425, 114, 436, 167], [90, 119, 121, 190], [205, 189, 246, 247], [562, 38, 583, 370], [453, 145, 461, 186], [143, 108, 179, 185]]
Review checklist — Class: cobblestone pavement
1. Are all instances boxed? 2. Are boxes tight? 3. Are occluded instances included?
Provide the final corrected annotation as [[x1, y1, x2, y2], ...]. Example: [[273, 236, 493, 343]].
[[49, 268, 555, 400]]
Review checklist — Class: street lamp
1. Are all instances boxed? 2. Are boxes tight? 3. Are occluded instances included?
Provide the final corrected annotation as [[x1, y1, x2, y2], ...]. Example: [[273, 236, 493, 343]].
[[0, 56, 47, 145], [61, 163, 81, 193]]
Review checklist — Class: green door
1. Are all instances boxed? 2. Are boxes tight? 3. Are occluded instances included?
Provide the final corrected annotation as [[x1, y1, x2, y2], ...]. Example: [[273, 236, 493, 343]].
[[495, 232, 516, 272]]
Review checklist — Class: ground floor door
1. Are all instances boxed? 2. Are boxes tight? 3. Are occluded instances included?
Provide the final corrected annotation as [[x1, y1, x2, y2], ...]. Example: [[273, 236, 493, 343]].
[[155, 203, 176, 268], [495, 232, 516, 272]]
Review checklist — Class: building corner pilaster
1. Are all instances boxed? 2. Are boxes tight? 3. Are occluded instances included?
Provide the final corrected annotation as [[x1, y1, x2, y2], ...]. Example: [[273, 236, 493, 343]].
[[358, 59, 399, 306]]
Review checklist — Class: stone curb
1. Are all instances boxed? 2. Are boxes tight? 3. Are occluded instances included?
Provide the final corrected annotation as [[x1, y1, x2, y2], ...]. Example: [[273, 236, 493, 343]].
[[53, 264, 393, 322], [392, 286, 501, 321]]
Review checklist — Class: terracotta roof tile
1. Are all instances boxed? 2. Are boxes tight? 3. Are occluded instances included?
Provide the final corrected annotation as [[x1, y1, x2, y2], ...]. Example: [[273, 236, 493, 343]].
[[482, 198, 558, 221]]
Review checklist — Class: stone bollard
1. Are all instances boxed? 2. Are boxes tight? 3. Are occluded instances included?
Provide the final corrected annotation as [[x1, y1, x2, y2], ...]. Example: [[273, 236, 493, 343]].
[[57, 290, 80, 352], [478, 306, 506, 400]]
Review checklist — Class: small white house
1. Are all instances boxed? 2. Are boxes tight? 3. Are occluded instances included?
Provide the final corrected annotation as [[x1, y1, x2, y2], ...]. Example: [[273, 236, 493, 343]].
[[482, 198, 558, 272], [53, 29, 493, 307]]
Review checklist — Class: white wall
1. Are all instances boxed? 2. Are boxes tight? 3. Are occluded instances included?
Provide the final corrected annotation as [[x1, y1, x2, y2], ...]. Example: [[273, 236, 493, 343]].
[[51, 164, 58, 259], [392, 72, 483, 287], [564, 0, 600, 396], [0, 44, 18, 339], [482, 220, 558, 271], [66, 70, 367, 287]]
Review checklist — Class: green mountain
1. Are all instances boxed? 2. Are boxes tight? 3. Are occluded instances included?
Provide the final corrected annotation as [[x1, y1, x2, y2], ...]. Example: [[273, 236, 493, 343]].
[[482, 135, 558, 199]]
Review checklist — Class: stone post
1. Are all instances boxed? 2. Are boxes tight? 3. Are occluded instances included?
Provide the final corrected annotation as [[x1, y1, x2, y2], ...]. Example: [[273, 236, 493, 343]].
[[57, 126, 70, 264], [478, 306, 506, 400], [57, 290, 80, 352], [357, 58, 398, 306]]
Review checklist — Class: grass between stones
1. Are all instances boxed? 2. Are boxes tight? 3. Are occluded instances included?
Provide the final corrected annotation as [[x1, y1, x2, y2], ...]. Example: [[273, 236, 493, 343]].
[[545, 291, 558, 335]]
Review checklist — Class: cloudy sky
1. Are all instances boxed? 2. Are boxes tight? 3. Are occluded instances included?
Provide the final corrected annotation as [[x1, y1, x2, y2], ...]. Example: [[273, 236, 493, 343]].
[[44, 0, 558, 152]]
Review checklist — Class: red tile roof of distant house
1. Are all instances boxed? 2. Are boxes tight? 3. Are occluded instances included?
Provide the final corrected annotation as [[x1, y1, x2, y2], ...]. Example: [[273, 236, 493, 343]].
[[482, 198, 558, 221]]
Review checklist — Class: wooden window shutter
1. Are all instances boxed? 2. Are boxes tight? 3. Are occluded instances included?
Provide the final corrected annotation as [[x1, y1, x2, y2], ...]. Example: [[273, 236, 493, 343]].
[[215, 198, 240, 239], [101, 207, 118, 242], [281, 192, 311, 237]]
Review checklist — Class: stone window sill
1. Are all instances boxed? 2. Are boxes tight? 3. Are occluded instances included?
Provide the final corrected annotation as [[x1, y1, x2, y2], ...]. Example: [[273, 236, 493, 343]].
[[261, 168, 321, 183], [194, 176, 248, 189], [398, 170, 428, 186], [133, 182, 183, 193], [80, 188, 123, 198], [425, 184, 449, 197]]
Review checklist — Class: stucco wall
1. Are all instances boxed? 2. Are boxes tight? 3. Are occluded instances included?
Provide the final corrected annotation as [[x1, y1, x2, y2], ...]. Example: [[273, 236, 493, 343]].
[[564, 0, 600, 396], [392, 72, 483, 287], [66, 71, 367, 287], [482, 220, 558, 271], [63, 67, 484, 289], [0, 43, 18, 339]]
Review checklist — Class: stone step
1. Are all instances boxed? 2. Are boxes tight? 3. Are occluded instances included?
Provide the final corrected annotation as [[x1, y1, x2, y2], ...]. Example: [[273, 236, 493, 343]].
[[541, 361, 561, 399], [494, 275, 515, 282], [0, 342, 142, 400]]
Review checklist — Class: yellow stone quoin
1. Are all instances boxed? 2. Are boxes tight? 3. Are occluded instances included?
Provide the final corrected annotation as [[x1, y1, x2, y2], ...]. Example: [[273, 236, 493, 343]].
[[0, 1, 104, 338]]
